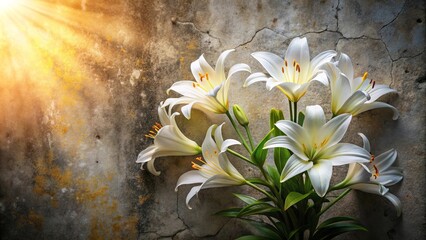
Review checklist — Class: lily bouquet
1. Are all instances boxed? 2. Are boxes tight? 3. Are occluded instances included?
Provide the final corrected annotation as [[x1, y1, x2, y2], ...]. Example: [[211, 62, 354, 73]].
[[137, 37, 402, 239]]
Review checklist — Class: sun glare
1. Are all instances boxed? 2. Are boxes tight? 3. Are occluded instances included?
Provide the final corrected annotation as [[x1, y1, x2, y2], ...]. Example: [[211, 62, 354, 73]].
[[0, 0, 20, 11]]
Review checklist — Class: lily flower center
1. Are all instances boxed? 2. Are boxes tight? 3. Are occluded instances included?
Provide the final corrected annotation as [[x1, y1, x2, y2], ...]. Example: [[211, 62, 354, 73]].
[[145, 122, 163, 139], [192, 72, 215, 92], [355, 71, 376, 93], [282, 59, 302, 84], [191, 154, 223, 177]]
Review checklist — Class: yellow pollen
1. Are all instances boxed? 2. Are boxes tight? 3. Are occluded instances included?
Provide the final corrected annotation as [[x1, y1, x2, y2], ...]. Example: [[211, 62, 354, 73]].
[[362, 72, 368, 81], [191, 162, 202, 170], [199, 73, 208, 82], [145, 122, 163, 139], [192, 82, 196, 88]]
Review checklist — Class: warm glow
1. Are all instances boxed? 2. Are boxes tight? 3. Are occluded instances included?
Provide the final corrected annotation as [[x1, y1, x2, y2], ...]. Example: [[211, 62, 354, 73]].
[[0, 0, 20, 11]]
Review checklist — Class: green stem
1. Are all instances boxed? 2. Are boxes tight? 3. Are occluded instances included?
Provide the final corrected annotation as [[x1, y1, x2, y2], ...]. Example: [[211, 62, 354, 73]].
[[244, 125, 255, 150], [226, 111, 251, 153], [245, 181, 277, 202], [288, 100, 293, 122], [318, 188, 352, 216], [227, 149, 253, 165], [293, 101, 298, 124]]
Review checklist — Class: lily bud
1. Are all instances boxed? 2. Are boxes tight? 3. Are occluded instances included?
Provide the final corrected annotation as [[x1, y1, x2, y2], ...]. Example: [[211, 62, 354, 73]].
[[233, 104, 249, 126]]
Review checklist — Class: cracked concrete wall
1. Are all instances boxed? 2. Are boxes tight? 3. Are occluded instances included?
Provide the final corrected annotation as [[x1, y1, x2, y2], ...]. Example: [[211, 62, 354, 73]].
[[0, 0, 424, 239]]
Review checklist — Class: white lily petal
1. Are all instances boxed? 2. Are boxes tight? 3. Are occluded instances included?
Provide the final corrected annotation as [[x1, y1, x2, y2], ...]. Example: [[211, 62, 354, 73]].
[[202, 125, 220, 164], [181, 102, 197, 119], [264, 136, 308, 161], [308, 160, 333, 197], [325, 143, 371, 166], [367, 84, 397, 103], [175, 170, 206, 191], [215, 49, 235, 83], [373, 169, 403, 186], [303, 105, 326, 135], [337, 91, 370, 115], [136, 145, 157, 164], [357, 133, 371, 153], [311, 71, 329, 86], [310, 50, 337, 74], [228, 63, 251, 80], [344, 163, 370, 184], [275, 120, 309, 145], [375, 149, 397, 170], [251, 51, 284, 81], [384, 192, 402, 217], [285, 37, 310, 73], [336, 53, 354, 80], [244, 72, 270, 87], [280, 155, 313, 182], [146, 158, 161, 176], [318, 114, 352, 148], [220, 139, 241, 153], [197, 54, 216, 81], [353, 102, 399, 120], [185, 186, 202, 209], [351, 183, 389, 195], [332, 73, 352, 112]]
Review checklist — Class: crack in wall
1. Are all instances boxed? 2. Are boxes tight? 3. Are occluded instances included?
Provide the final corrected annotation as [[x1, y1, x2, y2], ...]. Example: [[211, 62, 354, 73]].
[[336, 0, 341, 32], [379, 0, 407, 32], [175, 20, 221, 43]]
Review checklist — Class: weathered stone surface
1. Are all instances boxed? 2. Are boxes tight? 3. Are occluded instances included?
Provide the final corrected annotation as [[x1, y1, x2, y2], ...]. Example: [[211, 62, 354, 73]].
[[338, 0, 405, 38], [380, 0, 426, 60], [0, 0, 424, 239]]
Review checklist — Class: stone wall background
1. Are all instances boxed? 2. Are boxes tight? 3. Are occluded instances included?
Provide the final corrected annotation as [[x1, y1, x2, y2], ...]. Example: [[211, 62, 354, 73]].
[[0, 0, 424, 239]]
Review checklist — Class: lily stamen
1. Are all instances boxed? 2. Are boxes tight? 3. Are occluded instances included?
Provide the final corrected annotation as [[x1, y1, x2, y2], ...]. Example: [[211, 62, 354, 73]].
[[355, 71, 369, 90], [370, 154, 375, 163], [145, 122, 163, 139], [372, 164, 379, 179]]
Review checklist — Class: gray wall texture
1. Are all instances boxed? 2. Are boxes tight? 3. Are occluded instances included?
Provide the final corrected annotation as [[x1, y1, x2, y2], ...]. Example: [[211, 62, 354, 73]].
[[0, 0, 424, 239]]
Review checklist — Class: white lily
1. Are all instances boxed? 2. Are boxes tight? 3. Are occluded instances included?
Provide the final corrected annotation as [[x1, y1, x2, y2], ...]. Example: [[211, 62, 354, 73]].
[[264, 105, 370, 197], [136, 104, 201, 176], [175, 124, 245, 209], [341, 133, 403, 216], [245, 37, 336, 102], [163, 49, 251, 119], [322, 53, 398, 119]]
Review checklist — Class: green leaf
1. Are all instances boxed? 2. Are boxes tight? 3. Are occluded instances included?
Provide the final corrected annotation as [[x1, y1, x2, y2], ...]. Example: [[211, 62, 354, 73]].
[[313, 217, 368, 240], [215, 207, 241, 217], [246, 178, 270, 187], [317, 216, 357, 229], [265, 165, 281, 184], [238, 202, 281, 217], [244, 221, 283, 240], [236, 235, 273, 240], [274, 147, 291, 173], [298, 111, 305, 126], [234, 193, 258, 205], [250, 130, 273, 167], [284, 191, 313, 210]]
